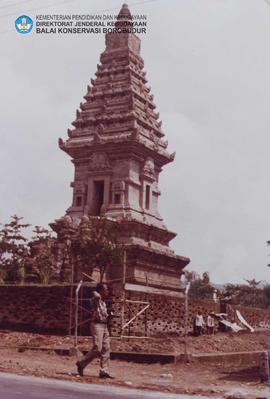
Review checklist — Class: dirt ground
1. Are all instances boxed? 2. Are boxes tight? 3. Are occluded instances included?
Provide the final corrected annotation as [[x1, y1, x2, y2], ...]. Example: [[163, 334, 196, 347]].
[[0, 330, 269, 399], [1, 330, 269, 354]]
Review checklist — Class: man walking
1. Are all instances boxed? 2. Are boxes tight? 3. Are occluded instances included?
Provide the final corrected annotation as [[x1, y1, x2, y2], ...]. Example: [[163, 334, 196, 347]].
[[76, 283, 113, 379]]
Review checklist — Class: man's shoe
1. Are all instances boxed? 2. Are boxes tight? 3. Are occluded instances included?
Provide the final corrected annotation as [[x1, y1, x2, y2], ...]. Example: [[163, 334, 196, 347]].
[[76, 361, 84, 377], [99, 371, 114, 379]]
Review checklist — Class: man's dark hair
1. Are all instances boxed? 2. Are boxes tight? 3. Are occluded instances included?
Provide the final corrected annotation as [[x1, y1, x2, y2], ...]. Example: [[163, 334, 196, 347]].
[[96, 283, 106, 293]]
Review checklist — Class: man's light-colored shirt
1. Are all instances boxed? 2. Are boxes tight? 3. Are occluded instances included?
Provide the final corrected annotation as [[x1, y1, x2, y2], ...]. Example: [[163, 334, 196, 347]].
[[90, 298, 108, 323], [207, 315, 215, 327], [195, 314, 204, 327]]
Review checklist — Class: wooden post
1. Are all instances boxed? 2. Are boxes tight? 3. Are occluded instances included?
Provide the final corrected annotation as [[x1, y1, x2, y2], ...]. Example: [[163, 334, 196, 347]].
[[128, 291, 131, 337], [68, 285, 73, 336], [121, 250, 127, 335], [80, 283, 83, 336], [68, 243, 74, 336], [184, 282, 190, 362], [144, 273, 148, 336], [75, 280, 83, 348]]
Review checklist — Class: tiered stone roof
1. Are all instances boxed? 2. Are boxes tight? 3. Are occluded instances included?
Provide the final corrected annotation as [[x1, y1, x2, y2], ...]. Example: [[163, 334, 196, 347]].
[[59, 4, 174, 167]]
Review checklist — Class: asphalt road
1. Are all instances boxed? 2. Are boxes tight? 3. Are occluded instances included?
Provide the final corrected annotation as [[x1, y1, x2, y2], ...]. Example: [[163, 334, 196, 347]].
[[0, 372, 219, 399]]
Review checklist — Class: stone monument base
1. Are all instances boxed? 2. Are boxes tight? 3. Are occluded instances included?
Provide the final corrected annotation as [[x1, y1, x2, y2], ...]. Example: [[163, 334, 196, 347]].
[[109, 244, 189, 290]]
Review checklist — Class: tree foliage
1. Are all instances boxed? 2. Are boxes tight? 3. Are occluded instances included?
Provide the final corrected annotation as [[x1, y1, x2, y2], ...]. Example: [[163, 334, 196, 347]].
[[62, 217, 124, 283], [0, 215, 30, 283], [186, 271, 215, 300], [30, 226, 57, 284], [223, 280, 270, 308], [0, 218, 58, 284], [0, 215, 124, 284]]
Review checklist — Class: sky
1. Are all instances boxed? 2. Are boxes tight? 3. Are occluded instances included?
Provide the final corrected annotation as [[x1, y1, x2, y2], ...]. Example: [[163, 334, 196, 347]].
[[0, 0, 270, 284]]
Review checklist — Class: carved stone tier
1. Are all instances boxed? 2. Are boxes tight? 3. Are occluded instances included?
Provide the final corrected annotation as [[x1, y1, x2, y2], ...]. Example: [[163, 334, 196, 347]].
[[117, 219, 176, 253], [109, 244, 189, 290]]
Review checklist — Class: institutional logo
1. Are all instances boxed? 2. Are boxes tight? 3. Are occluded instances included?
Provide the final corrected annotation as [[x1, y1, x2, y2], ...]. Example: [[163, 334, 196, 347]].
[[15, 15, 33, 34]]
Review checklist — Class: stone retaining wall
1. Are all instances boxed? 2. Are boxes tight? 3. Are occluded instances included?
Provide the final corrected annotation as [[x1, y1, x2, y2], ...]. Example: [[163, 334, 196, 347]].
[[0, 285, 71, 334], [0, 285, 269, 336], [110, 287, 219, 336]]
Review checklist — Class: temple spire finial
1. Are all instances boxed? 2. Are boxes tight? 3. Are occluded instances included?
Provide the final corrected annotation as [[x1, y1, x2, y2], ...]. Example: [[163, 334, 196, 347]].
[[118, 3, 132, 19], [115, 3, 133, 28]]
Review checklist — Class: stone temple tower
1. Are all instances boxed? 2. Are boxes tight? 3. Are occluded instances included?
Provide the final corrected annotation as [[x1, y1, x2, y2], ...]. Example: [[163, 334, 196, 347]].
[[54, 4, 190, 289]]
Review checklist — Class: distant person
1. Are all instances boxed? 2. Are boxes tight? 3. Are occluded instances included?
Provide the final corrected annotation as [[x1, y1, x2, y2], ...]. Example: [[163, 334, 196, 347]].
[[213, 289, 218, 303], [76, 283, 113, 379], [194, 310, 204, 336], [207, 313, 215, 334]]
